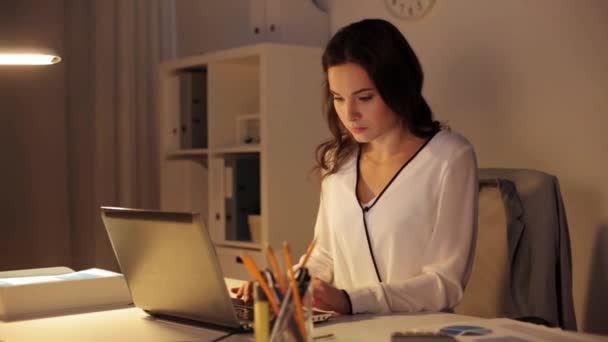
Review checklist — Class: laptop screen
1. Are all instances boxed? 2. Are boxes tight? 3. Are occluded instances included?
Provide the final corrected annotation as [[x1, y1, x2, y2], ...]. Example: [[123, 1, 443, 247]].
[[101, 207, 243, 329]]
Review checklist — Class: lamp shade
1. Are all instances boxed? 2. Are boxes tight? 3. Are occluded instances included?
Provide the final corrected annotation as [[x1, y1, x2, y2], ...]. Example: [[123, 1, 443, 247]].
[[0, 47, 62, 65]]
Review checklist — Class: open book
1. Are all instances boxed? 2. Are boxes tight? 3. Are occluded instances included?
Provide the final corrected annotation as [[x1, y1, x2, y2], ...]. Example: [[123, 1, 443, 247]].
[[0, 267, 132, 320]]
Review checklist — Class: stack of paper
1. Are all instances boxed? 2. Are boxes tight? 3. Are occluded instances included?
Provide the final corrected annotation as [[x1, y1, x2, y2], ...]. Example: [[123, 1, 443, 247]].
[[0, 267, 132, 320], [410, 318, 604, 342]]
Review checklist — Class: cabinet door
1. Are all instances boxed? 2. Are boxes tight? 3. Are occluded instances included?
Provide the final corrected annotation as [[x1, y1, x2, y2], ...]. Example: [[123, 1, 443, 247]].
[[174, 0, 328, 57], [216, 247, 265, 280], [249, 0, 266, 42], [257, 0, 329, 45], [175, 0, 258, 56]]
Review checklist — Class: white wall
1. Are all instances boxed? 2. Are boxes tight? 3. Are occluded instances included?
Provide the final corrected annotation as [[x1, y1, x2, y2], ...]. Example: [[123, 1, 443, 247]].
[[329, 0, 608, 333]]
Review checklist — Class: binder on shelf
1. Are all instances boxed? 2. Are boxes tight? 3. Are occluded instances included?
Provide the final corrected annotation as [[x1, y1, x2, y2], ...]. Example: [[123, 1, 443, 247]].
[[179, 67, 208, 149], [224, 154, 261, 242]]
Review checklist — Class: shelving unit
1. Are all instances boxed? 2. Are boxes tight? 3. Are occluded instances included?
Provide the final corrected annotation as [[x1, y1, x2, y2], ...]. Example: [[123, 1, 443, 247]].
[[167, 148, 210, 158], [159, 43, 327, 279]]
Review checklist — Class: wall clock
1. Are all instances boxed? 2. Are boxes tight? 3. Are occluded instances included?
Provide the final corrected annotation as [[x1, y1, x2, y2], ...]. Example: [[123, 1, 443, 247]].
[[384, 0, 436, 21]]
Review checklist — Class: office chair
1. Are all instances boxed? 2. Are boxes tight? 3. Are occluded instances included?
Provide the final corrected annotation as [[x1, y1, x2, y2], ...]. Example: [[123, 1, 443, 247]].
[[454, 168, 577, 331]]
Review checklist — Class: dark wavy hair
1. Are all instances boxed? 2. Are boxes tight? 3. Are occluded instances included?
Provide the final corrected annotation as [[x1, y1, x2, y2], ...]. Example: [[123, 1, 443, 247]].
[[314, 18, 441, 179]]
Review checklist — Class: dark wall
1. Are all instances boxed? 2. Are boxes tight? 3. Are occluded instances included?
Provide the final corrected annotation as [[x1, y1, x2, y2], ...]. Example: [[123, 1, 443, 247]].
[[0, 0, 72, 271]]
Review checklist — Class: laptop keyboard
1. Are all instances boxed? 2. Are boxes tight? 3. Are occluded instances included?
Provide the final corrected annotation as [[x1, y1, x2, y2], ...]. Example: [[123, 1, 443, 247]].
[[230, 298, 332, 324], [231, 297, 248, 306]]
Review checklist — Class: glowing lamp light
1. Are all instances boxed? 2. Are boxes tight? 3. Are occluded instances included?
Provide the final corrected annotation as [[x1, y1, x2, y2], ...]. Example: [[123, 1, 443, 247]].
[[0, 49, 62, 65]]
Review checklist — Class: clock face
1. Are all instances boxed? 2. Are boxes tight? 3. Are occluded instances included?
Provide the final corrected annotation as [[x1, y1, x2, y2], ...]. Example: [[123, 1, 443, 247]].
[[384, 0, 436, 21]]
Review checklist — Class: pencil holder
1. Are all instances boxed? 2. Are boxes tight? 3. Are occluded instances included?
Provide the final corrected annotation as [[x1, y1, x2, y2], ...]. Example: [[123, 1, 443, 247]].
[[269, 283, 312, 342]]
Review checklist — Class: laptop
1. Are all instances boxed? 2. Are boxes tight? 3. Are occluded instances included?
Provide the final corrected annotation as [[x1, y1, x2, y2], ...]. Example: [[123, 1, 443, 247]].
[[100, 206, 330, 331]]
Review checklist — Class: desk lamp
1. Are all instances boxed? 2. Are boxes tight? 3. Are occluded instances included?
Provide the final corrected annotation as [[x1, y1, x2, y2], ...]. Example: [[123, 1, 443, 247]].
[[0, 47, 62, 65]]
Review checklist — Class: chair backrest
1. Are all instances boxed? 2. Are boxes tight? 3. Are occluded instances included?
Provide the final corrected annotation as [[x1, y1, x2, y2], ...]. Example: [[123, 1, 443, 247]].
[[455, 179, 513, 318], [455, 168, 577, 330]]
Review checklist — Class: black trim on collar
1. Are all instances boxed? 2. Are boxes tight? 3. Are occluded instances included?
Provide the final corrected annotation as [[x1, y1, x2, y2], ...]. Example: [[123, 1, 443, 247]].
[[356, 131, 438, 212], [355, 131, 439, 283]]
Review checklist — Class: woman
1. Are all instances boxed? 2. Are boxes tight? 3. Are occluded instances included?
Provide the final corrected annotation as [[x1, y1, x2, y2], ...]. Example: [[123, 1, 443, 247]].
[[236, 18, 478, 315]]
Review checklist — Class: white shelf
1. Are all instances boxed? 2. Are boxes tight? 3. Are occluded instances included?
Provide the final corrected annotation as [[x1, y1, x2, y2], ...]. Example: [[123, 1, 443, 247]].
[[166, 145, 262, 159], [211, 145, 261, 154], [214, 240, 262, 251], [167, 148, 209, 158], [160, 44, 327, 279]]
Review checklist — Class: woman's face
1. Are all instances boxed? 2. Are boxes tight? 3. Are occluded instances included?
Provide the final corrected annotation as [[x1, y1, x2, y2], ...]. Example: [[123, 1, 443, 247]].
[[328, 62, 400, 143]]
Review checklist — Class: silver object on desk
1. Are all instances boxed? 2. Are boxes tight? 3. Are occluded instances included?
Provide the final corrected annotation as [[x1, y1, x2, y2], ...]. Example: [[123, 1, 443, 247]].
[[100, 206, 253, 331]]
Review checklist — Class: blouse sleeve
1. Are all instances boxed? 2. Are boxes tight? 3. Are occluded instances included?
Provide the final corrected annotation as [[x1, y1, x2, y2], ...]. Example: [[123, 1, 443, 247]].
[[298, 189, 334, 283], [345, 147, 478, 313]]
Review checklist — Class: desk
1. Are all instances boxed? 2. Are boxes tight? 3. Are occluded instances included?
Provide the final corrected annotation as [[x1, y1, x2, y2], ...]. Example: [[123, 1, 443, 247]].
[[0, 307, 475, 341], [2, 307, 607, 342], [2, 278, 605, 341]]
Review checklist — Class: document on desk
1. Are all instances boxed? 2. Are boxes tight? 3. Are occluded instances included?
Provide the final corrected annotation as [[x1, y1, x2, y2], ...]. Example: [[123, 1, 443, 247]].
[[410, 318, 605, 342], [0, 267, 132, 321]]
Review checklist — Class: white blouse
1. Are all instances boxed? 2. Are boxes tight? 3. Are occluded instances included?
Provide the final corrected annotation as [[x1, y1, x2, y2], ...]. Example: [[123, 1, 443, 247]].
[[304, 130, 478, 314]]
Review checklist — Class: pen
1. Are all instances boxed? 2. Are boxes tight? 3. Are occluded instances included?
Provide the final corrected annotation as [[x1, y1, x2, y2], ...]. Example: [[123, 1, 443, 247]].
[[296, 267, 311, 297], [263, 269, 282, 303]]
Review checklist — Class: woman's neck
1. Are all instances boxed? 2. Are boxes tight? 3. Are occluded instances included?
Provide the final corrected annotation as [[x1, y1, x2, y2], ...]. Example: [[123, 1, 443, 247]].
[[362, 127, 424, 163]]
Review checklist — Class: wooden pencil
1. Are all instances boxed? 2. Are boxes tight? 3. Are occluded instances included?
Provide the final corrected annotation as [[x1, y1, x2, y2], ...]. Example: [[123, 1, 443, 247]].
[[299, 237, 318, 269], [265, 244, 288, 295], [240, 254, 280, 314], [283, 242, 307, 341]]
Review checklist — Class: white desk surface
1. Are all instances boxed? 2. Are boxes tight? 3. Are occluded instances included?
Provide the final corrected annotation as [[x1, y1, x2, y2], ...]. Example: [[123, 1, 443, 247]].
[[3, 278, 604, 341], [0, 306, 475, 342]]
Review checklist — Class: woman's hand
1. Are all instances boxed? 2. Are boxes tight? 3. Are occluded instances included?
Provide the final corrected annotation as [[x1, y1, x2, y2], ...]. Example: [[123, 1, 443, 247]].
[[232, 277, 351, 314], [230, 281, 254, 303], [310, 277, 350, 314]]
